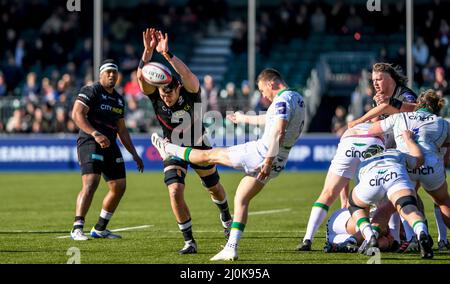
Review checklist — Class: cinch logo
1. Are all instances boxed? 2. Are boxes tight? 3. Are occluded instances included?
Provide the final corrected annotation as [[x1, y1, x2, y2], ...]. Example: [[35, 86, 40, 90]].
[[345, 144, 368, 158], [67, 0, 81, 12], [369, 171, 398, 186], [408, 114, 434, 122], [408, 166, 435, 175]]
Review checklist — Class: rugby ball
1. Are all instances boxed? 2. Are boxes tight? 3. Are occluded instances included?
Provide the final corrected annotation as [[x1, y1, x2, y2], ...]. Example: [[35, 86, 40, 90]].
[[142, 62, 172, 86]]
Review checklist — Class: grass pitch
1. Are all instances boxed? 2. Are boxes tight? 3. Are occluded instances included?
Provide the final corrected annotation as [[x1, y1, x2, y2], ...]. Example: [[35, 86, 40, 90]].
[[0, 171, 449, 264]]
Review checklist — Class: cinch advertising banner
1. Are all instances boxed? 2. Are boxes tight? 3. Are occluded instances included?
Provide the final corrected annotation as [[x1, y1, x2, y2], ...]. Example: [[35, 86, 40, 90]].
[[0, 135, 339, 172]]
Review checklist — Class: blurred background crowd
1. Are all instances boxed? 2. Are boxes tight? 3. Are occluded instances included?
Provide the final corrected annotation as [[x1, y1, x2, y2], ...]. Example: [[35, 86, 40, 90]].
[[0, 0, 449, 135]]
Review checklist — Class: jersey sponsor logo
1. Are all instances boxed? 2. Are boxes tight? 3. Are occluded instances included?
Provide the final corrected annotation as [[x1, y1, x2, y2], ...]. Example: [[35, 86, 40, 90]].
[[271, 164, 285, 173], [102, 94, 108, 100], [118, 99, 124, 107], [345, 144, 369, 158], [78, 94, 90, 101], [100, 104, 123, 115], [275, 102, 287, 115], [408, 165, 434, 175], [172, 110, 189, 118], [369, 171, 398, 186], [408, 114, 434, 122]]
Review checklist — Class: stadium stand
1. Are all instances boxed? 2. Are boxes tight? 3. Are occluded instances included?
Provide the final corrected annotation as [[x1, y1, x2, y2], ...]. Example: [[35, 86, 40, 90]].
[[0, 0, 449, 134]]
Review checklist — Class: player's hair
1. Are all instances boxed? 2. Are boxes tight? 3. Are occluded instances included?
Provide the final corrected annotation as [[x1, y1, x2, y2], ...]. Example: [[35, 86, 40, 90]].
[[415, 89, 445, 115], [256, 68, 285, 84], [161, 76, 181, 93], [372, 63, 408, 86]]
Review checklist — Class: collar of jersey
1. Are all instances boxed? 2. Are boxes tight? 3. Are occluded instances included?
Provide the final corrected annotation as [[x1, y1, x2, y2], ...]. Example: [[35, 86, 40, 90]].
[[417, 108, 432, 114], [276, 88, 295, 97]]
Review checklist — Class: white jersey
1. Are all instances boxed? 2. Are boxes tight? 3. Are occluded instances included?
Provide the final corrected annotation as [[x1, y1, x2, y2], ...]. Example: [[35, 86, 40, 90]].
[[380, 109, 450, 155], [380, 110, 450, 191], [354, 149, 415, 204], [329, 123, 385, 179], [258, 89, 305, 155], [227, 89, 305, 183]]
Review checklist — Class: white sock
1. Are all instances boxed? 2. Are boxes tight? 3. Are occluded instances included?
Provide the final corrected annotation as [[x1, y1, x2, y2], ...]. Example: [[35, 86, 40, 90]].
[[226, 229, 243, 250], [434, 205, 447, 242], [303, 204, 328, 241], [361, 223, 374, 241], [100, 209, 113, 220], [401, 216, 415, 241], [413, 220, 429, 237], [388, 213, 401, 242], [166, 143, 187, 159]]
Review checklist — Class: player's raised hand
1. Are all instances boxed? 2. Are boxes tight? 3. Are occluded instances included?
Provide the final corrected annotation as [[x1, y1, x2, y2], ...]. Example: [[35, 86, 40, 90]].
[[142, 28, 157, 61], [156, 31, 169, 54]]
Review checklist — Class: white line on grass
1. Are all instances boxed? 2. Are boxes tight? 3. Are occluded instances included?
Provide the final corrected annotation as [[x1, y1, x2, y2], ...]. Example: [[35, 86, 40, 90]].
[[56, 225, 154, 239], [247, 208, 291, 216]]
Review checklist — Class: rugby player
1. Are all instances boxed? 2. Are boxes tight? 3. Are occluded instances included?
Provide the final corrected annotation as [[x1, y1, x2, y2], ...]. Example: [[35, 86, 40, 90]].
[[152, 68, 306, 261], [137, 28, 232, 254], [70, 60, 144, 241]]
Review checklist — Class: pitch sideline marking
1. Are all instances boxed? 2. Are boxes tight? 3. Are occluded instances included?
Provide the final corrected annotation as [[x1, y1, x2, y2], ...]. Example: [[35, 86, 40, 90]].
[[56, 225, 154, 239]]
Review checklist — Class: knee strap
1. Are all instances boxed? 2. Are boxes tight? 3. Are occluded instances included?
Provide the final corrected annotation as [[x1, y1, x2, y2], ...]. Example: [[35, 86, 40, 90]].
[[395, 195, 417, 210], [201, 170, 220, 188]]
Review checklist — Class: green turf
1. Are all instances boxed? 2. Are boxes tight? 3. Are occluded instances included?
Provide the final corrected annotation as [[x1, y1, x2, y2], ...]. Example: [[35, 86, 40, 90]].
[[0, 172, 449, 264]]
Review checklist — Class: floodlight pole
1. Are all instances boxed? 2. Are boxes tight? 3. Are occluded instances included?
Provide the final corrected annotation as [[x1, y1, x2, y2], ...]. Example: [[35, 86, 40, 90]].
[[406, 0, 413, 89], [248, 0, 256, 93], [94, 0, 103, 81]]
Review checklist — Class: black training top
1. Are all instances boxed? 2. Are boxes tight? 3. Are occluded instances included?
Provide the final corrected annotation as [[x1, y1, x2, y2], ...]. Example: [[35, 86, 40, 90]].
[[147, 86, 206, 147], [76, 82, 125, 142]]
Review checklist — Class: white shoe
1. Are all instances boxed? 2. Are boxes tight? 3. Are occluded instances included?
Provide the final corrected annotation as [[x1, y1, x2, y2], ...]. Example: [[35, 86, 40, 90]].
[[210, 247, 238, 261], [151, 133, 169, 161], [90, 228, 122, 239], [70, 228, 89, 241]]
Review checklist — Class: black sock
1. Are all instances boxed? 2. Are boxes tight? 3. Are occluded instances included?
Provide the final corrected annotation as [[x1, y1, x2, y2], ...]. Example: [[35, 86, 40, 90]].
[[216, 201, 232, 222], [179, 219, 194, 242], [73, 216, 85, 230], [94, 217, 109, 231]]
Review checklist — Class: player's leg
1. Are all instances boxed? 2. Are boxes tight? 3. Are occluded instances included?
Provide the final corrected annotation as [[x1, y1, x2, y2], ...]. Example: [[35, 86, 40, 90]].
[[72, 173, 101, 240], [434, 204, 450, 250], [426, 181, 450, 229], [164, 161, 197, 254], [340, 183, 349, 209], [388, 189, 433, 259], [89, 178, 126, 239], [349, 185, 379, 255], [194, 166, 232, 239], [72, 140, 102, 241], [299, 171, 350, 251], [90, 144, 126, 239], [210, 176, 265, 261], [152, 133, 234, 167]]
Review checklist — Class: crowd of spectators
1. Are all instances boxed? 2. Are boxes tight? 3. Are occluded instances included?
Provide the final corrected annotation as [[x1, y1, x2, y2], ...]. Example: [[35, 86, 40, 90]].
[[1, 0, 450, 135]]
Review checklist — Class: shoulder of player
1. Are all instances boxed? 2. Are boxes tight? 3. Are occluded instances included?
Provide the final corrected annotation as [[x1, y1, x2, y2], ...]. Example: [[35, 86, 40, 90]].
[[395, 85, 417, 102]]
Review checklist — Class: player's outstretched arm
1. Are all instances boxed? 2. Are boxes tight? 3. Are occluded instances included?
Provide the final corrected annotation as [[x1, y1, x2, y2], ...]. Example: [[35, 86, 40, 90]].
[[227, 112, 266, 125], [348, 103, 395, 128], [137, 28, 157, 95], [117, 118, 144, 172], [257, 118, 287, 181], [156, 31, 200, 93]]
